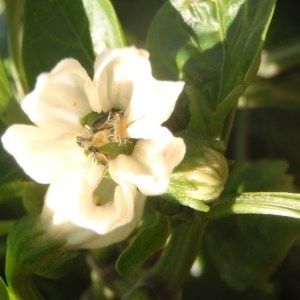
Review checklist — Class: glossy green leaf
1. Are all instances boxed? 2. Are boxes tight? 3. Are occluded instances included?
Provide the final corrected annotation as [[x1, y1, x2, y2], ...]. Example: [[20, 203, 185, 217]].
[[82, 0, 125, 55], [22, 0, 95, 89], [116, 213, 171, 277], [0, 59, 29, 125], [147, 0, 276, 138], [206, 214, 300, 291]]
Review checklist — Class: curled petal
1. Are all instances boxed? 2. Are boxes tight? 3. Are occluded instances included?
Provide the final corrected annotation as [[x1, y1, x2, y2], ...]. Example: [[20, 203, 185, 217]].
[[1, 124, 98, 184], [93, 47, 151, 112], [22, 59, 96, 133], [109, 128, 186, 195], [41, 175, 146, 249], [126, 80, 185, 139]]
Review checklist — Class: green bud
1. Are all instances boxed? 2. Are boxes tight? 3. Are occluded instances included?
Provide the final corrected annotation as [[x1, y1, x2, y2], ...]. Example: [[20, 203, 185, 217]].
[[166, 132, 228, 208]]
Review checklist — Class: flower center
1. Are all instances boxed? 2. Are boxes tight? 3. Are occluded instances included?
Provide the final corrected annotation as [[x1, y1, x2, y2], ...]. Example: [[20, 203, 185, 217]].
[[77, 110, 136, 167]]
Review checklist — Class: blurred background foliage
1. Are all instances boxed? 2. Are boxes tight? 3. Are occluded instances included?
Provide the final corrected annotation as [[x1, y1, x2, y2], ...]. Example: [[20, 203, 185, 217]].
[[0, 0, 300, 299]]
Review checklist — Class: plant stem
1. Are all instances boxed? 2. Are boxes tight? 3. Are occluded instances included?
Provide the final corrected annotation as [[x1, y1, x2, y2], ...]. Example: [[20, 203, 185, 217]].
[[123, 210, 206, 300]]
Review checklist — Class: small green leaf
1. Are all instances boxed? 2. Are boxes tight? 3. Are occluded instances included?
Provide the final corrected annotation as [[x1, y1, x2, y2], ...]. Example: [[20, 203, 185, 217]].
[[22, 0, 95, 89], [163, 187, 210, 212], [82, 0, 125, 55], [116, 213, 171, 277]]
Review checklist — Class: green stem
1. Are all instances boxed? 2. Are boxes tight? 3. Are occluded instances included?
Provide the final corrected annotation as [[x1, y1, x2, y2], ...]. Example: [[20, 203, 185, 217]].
[[124, 211, 206, 300], [6, 249, 44, 300]]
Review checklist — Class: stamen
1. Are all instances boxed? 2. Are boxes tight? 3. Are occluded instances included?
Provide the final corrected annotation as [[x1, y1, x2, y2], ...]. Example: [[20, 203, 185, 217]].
[[76, 109, 129, 165]]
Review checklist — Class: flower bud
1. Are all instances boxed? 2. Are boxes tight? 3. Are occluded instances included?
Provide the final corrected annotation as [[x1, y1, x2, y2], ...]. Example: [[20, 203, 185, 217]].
[[167, 132, 228, 205]]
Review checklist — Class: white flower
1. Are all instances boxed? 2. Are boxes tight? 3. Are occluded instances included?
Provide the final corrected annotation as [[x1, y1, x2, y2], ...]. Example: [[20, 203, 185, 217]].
[[1, 47, 186, 249]]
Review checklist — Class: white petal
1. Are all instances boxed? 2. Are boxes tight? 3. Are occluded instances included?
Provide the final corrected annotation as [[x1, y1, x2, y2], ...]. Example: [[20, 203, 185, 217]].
[[93, 47, 151, 112], [41, 174, 146, 249], [1, 124, 97, 184], [22, 59, 96, 133], [126, 80, 185, 139], [109, 128, 186, 195]]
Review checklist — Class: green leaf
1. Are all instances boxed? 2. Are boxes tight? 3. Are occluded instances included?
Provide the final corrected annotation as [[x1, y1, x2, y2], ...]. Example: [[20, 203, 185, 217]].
[[22, 0, 95, 89], [223, 159, 294, 195], [0, 59, 30, 125], [116, 213, 171, 277], [3, 0, 28, 91], [82, 0, 125, 55], [0, 277, 10, 300], [6, 213, 78, 299], [206, 214, 300, 291], [204, 159, 300, 291], [147, 0, 276, 137], [0, 180, 46, 212]]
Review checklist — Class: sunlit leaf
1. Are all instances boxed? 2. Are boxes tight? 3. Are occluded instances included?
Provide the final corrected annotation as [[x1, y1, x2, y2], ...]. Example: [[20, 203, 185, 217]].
[[82, 0, 125, 55], [148, 0, 276, 138]]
